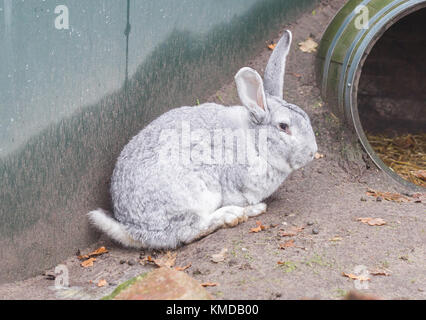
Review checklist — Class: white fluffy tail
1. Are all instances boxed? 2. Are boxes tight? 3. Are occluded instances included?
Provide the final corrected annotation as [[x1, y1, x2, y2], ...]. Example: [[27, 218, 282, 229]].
[[87, 209, 144, 248]]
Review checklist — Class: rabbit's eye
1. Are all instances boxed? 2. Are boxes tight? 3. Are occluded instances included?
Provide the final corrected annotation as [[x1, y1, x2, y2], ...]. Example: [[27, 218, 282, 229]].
[[278, 123, 291, 134]]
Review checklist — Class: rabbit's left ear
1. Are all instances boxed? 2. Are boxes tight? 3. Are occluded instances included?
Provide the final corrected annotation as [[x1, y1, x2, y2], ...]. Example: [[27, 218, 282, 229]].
[[235, 67, 268, 123], [264, 30, 292, 99]]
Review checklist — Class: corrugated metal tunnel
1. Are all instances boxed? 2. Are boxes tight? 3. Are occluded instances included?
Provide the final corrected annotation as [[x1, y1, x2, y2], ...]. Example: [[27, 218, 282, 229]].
[[317, 0, 426, 190]]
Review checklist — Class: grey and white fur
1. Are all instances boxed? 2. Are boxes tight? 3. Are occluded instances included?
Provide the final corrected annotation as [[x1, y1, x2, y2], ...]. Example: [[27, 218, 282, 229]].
[[88, 30, 317, 249]]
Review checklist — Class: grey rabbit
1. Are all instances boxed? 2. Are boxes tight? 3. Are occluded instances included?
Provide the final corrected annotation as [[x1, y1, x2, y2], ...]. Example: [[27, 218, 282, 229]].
[[88, 30, 318, 248]]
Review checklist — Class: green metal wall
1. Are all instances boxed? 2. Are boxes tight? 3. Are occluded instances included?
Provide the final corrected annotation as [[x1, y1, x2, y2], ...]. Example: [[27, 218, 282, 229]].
[[0, 0, 316, 283]]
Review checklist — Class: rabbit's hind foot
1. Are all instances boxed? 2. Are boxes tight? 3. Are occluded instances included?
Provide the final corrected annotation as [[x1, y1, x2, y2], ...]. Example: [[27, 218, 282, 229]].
[[186, 203, 268, 244], [244, 202, 267, 217]]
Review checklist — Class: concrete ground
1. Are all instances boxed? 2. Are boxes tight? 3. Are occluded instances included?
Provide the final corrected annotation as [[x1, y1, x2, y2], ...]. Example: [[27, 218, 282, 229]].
[[0, 0, 424, 300]]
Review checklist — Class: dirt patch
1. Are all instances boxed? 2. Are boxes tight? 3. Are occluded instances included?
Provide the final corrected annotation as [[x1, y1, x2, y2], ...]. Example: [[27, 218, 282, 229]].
[[0, 0, 424, 300]]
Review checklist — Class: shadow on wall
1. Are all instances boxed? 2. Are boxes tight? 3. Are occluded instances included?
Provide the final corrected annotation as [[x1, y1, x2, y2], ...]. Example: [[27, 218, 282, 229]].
[[0, 0, 316, 283]]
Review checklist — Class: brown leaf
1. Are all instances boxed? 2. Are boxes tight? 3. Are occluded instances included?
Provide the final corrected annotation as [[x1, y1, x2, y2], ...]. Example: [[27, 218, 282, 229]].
[[152, 251, 177, 268], [249, 225, 262, 233], [290, 72, 302, 78], [342, 272, 370, 282], [175, 263, 192, 271], [357, 217, 386, 226], [97, 279, 108, 287], [78, 246, 108, 260], [211, 248, 228, 263], [370, 269, 391, 276], [298, 38, 318, 53], [249, 221, 268, 233], [81, 257, 96, 268], [366, 189, 410, 203], [279, 226, 304, 237], [279, 239, 295, 249], [201, 282, 218, 287]]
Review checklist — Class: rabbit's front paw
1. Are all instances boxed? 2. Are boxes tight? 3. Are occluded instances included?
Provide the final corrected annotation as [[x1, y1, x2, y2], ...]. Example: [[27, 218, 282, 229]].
[[244, 203, 267, 217]]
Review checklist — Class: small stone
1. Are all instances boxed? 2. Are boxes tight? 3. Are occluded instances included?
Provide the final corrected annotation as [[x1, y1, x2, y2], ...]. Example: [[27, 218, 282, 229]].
[[312, 228, 319, 235], [192, 269, 202, 276], [128, 259, 136, 266], [228, 259, 238, 267], [307, 221, 314, 226], [113, 268, 212, 300], [119, 259, 126, 264], [376, 196, 383, 202], [360, 197, 367, 202], [45, 274, 56, 281]]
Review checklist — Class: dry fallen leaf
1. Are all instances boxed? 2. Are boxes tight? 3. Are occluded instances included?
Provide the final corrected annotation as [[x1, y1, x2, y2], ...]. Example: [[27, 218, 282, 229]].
[[78, 246, 108, 260], [279, 226, 304, 237], [152, 251, 177, 268], [279, 239, 295, 249], [290, 72, 302, 78], [330, 236, 342, 242], [357, 217, 386, 226], [249, 221, 268, 233], [97, 279, 108, 287], [211, 248, 228, 263], [342, 272, 370, 282], [369, 269, 391, 276], [267, 42, 277, 50], [175, 263, 192, 271], [249, 225, 262, 233], [201, 282, 218, 287], [298, 38, 318, 53], [314, 152, 325, 159], [366, 189, 410, 203], [81, 257, 96, 268]]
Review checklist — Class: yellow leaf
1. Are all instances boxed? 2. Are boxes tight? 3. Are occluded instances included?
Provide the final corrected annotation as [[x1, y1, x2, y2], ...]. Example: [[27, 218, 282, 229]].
[[298, 38, 318, 53]]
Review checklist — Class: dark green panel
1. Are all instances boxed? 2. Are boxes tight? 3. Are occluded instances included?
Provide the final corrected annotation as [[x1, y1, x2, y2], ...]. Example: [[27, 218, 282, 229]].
[[0, 0, 317, 283]]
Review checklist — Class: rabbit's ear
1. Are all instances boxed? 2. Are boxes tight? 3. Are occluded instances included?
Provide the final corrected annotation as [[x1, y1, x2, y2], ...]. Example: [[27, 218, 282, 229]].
[[235, 67, 268, 123], [263, 30, 292, 99]]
